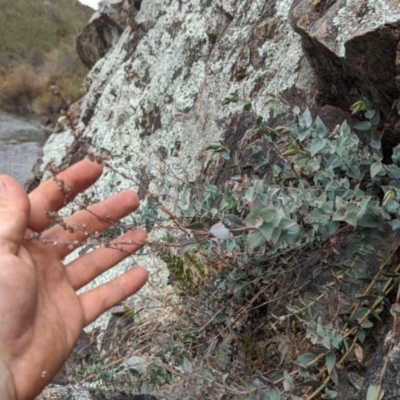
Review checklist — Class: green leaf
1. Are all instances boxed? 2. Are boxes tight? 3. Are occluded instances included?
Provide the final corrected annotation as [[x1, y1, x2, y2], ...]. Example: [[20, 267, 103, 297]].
[[252, 145, 263, 159], [307, 158, 321, 173], [354, 277, 372, 285], [297, 127, 311, 141], [325, 389, 338, 399], [369, 140, 381, 149], [370, 161, 383, 178], [357, 214, 377, 228], [223, 214, 245, 228], [350, 100, 368, 114], [195, 376, 204, 390], [392, 146, 400, 162], [213, 312, 228, 323], [371, 111, 381, 125], [383, 272, 400, 278], [326, 352, 336, 374], [243, 103, 252, 111], [365, 110, 376, 119], [315, 116, 328, 137], [247, 231, 268, 249], [340, 120, 351, 135], [229, 92, 239, 103], [256, 159, 270, 170], [219, 198, 230, 211], [389, 219, 400, 230], [299, 367, 309, 378], [268, 386, 281, 400], [295, 353, 318, 368], [262, 207, 283, 224], [300, 108, 313, 128], [269, 371, 284, 382], [203, 371, 215, 382], [259, 223, 274, 241], [183, 358, 192, 373], [326, 155, 342, 169], [352, 308, 370, 321], [356, 329, 366, 343], [206, 141, 226, 152], [309, 138, 326, 157], [186, 222, 208, 231], [366, 384, 384, 400], [280, 218, 301, 235], [388, 165, 400, 179], [340, 316, 360, 328], [283, 371, 295, 392], [321, 336, 331, 350], [329, 369, 339, 386], [273, 165, 282, 176], [354, 294, 378, 302], [270, 227, 282, 244], [354, 121, 372, 132]]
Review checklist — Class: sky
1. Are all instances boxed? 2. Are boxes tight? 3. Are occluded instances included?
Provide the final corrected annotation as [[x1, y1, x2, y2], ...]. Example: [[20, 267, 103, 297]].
[[79, 0, 98, 9]]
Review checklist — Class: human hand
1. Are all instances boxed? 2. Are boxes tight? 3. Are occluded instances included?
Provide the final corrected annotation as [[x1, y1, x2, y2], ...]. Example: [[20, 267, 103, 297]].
[[0, 159, 148, 400]]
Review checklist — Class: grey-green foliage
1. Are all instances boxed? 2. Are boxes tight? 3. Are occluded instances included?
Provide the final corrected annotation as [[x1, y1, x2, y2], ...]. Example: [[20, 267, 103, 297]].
[[127, 95, 399, 398], [203, 95, 400, 255], [132, 95, 398, 322]]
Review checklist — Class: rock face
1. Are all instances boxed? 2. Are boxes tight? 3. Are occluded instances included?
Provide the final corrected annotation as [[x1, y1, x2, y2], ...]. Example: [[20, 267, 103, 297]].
[[290, 0, 400, 160], [36, 0, 400, 398], [76, 0, 142, 69]]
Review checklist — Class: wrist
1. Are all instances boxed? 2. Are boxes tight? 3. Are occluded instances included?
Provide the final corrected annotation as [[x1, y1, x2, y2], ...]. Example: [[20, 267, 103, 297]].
[[0, 360, 15, 400]]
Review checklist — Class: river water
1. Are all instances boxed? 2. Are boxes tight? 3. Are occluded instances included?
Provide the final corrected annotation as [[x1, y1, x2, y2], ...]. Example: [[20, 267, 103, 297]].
[[0, 109, 47, 185]]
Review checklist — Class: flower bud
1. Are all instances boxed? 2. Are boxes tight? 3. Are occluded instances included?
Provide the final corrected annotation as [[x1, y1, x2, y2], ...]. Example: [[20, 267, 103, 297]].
[[383, 188, 397, 206]]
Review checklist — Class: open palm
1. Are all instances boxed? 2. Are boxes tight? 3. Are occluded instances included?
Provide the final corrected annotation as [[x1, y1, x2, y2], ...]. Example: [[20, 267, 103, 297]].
[[0, 160, 148, 400]]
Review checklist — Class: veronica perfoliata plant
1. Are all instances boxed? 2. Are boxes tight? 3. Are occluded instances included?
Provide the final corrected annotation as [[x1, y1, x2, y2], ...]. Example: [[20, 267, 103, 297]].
[[199, 94, 400, 257]]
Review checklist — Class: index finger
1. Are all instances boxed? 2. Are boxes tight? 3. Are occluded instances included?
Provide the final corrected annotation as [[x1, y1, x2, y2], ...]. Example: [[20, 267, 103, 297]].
[[28, 159, 103, 232]]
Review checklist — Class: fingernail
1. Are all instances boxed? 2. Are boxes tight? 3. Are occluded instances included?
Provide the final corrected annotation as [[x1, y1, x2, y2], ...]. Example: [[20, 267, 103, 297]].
[[0, 178, 5, 193]]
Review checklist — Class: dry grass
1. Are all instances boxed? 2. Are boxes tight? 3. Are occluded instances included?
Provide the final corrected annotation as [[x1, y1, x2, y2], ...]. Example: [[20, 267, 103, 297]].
[[0, 66, 43, 112], [32, 73, 83, 115], [0, 36, 87, 115]]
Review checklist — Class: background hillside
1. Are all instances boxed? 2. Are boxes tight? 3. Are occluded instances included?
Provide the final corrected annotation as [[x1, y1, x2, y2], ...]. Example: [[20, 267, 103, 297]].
[[0, 0, 93, 68], [0, 0, 94, 114]]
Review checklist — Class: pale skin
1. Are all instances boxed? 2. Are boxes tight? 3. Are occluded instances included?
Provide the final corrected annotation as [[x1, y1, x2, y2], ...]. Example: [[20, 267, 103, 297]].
[[0, 159, 149, 400]]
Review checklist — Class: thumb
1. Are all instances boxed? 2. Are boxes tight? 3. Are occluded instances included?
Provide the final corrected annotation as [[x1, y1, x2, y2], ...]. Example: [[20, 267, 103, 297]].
[[0, 176, 30, 255]]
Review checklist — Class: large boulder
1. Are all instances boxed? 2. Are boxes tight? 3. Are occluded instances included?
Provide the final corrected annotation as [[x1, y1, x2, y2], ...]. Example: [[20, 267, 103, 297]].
[[76, 0, 141, 69], [47, 0, 307, 332], [290, 0, 400, 160]]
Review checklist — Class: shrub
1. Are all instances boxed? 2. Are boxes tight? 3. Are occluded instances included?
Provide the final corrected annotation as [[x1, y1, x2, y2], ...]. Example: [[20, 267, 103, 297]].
[[0, 36, 87, 115], [40, 36, 87, 78], [32, 73, 83, 115], [122, 95, 399, 398], [0, 66, 43, 112], [67, 95, 400, 399]]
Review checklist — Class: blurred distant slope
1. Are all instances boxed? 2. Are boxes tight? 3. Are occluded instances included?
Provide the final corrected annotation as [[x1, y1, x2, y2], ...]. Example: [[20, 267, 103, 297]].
[[0, 0, 94, 114], [0, 0, 93, 68]]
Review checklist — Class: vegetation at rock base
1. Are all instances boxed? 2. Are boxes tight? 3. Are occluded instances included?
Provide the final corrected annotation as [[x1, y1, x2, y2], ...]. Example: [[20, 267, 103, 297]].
[[51, 91, 400, 399], [0, 0, 93, 114]]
